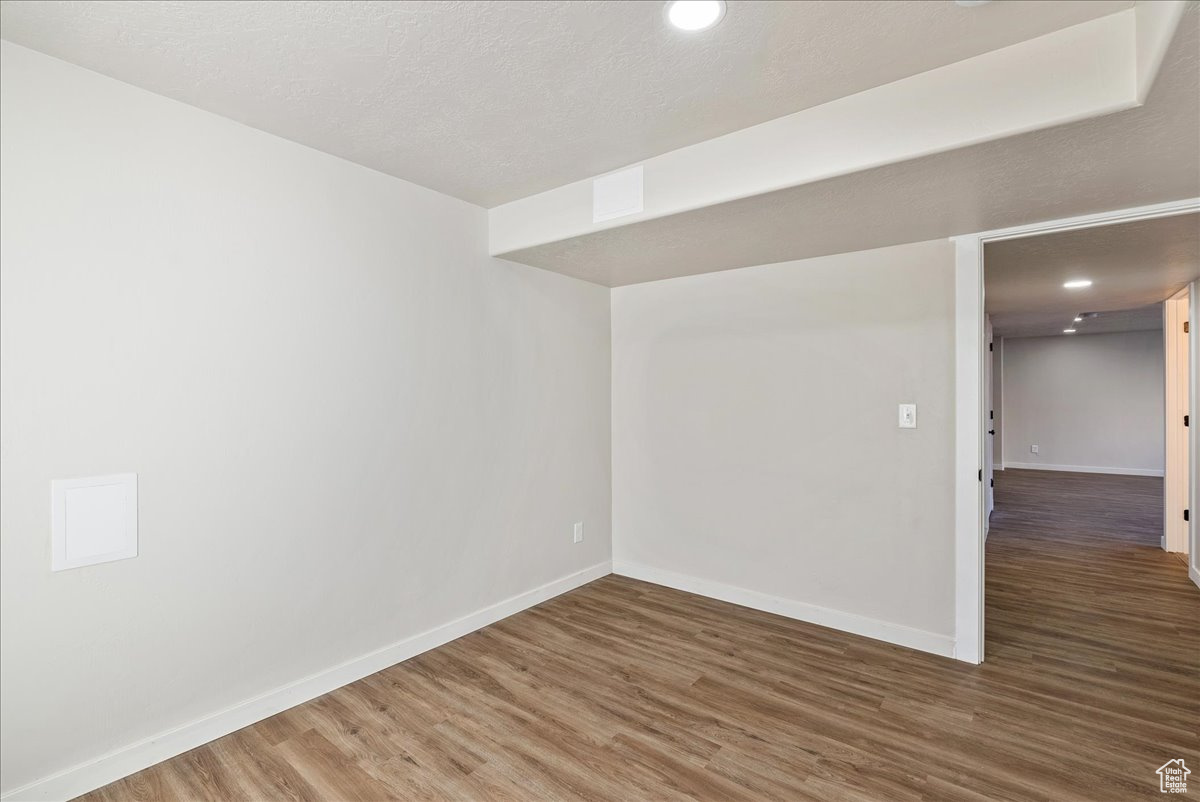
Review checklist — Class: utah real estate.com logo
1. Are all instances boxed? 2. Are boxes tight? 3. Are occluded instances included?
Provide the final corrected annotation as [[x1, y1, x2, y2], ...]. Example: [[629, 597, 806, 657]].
[[1157, 759, 1190, 794]]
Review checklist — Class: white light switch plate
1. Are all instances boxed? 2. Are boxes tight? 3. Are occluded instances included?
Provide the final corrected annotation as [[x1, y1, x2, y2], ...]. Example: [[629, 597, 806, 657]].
[[51, 473, 137, 571], [898, 403, 917, 429], [573, 521, 584, 543]]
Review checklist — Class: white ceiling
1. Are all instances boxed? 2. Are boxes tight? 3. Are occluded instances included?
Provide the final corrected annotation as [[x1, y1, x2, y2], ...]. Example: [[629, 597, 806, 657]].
[[502, 9, 1200, 286], [985, 213, 1199, 339], [0, 0, 1131, 207]]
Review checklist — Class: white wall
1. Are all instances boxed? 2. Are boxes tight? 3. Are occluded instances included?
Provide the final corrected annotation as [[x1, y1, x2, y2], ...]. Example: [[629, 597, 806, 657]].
[[0, 43, 611, 796], [1001, 330, 1164, 474], [612, 240, 957, 646]]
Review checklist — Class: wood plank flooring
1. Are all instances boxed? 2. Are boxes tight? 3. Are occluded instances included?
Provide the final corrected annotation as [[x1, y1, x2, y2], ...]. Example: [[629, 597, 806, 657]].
[[81, 469, 1198, 801]]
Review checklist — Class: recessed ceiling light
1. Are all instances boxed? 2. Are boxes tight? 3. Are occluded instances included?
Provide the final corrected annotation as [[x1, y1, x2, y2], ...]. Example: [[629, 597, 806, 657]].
[[1073, 316, 1083, 322], [1063, 279, 1093, 289], [665, 0, 726, 32], [1063, 329, 1077, 334]]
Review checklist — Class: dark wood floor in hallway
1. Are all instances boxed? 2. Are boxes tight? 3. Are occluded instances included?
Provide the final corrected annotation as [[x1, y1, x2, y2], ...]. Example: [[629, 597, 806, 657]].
[[83, 469, 1198, 801]]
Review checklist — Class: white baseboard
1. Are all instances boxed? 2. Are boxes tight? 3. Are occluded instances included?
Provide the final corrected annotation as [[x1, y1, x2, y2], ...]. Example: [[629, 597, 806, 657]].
[[1003, 462, 1164, 477], [612, 561, 956, 661], [992, 463, 1004, 470], [1, 561, 612, 802], [1190, 562, 1199, 589]]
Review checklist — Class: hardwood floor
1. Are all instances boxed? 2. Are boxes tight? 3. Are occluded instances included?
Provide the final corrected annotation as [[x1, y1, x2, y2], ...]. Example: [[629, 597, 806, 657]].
[[82, 469, 1198, 801]]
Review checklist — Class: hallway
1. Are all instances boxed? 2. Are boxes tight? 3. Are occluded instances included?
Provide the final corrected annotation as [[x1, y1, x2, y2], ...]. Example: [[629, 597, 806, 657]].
[[985, 468, 1198, 797]]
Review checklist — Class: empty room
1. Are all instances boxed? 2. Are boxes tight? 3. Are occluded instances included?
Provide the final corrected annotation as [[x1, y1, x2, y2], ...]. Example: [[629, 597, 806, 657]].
[[981, 214, 1199, 735], [1, 2, 1197, 801]]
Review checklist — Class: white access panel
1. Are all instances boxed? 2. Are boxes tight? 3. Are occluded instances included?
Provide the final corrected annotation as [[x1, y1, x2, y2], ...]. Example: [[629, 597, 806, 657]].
[[51, 473, 138, 571], [592, 165, 644, 223]]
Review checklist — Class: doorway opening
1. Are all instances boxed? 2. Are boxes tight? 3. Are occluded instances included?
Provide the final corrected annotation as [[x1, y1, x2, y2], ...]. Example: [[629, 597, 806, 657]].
[[952, 199, 1199, 664]]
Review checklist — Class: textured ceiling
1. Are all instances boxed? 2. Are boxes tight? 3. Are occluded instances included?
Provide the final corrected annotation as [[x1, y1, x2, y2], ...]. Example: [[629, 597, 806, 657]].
[[502, 9, 1200, 286], [997, 304, 1166, 340], [985, 213, 1199, 338], [0, 0, 1131, 207]]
